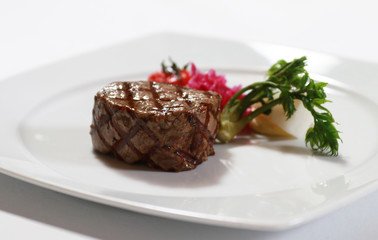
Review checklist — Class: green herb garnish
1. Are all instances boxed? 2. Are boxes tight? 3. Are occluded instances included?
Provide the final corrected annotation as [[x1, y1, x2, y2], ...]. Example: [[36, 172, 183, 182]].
[[216, 56, 342, 156], [161, 58, 189, 82]]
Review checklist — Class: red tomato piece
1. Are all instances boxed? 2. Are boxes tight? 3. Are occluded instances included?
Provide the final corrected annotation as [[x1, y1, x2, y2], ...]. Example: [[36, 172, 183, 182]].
[[148, 71, 169, 83], [148, 59, 191, 86]]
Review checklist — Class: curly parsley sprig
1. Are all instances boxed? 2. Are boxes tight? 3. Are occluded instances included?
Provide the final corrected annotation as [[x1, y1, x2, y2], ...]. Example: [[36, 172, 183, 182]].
[[216, 56, 342, 156]]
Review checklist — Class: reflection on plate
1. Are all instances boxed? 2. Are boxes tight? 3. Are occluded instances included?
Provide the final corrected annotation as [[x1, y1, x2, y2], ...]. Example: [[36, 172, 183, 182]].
[[1, 33, 378, 231]]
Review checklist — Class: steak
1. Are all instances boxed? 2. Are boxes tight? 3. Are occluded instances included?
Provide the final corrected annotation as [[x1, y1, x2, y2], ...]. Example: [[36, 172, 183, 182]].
[[90, 81, 222, 171]]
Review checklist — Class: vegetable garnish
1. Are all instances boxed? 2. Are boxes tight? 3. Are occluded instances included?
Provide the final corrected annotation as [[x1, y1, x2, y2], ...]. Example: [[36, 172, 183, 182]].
[[187, 63, 242, 109], [148, 59, 242, 109], [148, 58, 191, 86], [216, 56, 342, 156]]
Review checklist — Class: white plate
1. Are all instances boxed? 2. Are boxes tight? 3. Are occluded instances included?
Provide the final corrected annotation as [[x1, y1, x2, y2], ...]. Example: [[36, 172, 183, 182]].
[[1, 33, 378, 231]]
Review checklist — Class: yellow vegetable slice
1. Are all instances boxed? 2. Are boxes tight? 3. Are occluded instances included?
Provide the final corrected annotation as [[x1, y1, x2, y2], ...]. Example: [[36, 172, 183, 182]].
[[249, 113, 293, 137]]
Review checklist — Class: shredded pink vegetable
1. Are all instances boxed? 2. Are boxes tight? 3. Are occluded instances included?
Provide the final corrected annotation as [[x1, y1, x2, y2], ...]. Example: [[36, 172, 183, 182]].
[[187, 63, 242, 109]]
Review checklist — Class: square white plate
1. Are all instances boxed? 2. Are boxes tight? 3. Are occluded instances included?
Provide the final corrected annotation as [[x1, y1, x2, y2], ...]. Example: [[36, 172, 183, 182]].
[[1, 33, 378, 231]]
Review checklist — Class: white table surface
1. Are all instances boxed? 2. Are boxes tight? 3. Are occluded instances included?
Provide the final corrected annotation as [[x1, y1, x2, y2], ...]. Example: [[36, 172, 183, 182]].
[[1, 0, 378, 239]]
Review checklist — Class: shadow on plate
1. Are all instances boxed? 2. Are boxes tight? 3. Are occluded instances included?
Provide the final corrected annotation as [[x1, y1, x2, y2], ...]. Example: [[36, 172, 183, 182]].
[[93, 147, 232, 189], [230, 133, 348, 165]]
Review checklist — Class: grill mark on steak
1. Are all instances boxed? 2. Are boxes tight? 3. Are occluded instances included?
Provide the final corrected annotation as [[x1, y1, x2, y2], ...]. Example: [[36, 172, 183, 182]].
[[127, 109, 159, 142], [174, 84, 193, 107], [174, 84, 214, 138], [148, 81, 163, 110], [139, 120, 159, 142], [92, 101, 121, 131], [188, 112, 210, 140], [113, 125, 143, 158], [91, 109, 111, 150], [122, 81, 135, 109], [187, 112, 213, 154], [108, 106, 159, 160], [111, 110, 143, 158], [173, 84, 212, 155], [126, 141, 143, 158]]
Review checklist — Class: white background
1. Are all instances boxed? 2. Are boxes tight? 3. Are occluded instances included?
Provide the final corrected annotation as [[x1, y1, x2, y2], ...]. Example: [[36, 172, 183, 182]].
[[1, 0, 378, 239]]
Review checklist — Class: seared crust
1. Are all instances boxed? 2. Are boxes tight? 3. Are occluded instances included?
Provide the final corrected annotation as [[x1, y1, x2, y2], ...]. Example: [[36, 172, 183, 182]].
[[90, 81, 221, 171]]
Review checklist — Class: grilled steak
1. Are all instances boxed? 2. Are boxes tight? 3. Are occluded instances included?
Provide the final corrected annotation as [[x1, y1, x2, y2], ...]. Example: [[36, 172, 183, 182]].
[[90, 81, 222, 171]]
